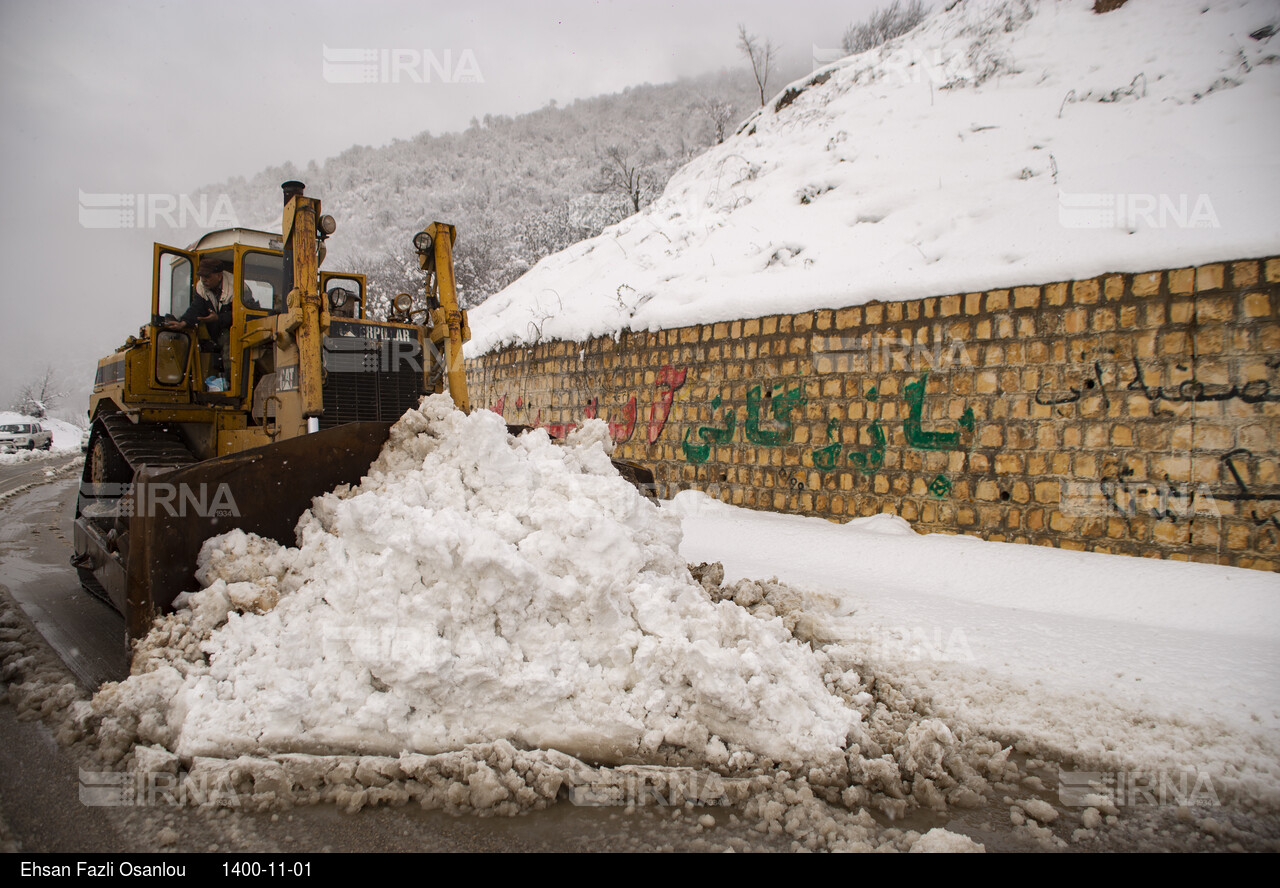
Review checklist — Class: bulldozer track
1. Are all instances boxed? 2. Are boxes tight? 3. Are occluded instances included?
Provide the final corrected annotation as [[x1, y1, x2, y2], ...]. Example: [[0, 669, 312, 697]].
[[78, 414, 198, 522], [74, 416, 199, 612], [94, 414, 197, 474]]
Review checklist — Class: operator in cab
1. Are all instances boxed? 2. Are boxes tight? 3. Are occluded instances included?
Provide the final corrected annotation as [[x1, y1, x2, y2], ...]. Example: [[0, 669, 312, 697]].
[[162, 256, 239, 390]]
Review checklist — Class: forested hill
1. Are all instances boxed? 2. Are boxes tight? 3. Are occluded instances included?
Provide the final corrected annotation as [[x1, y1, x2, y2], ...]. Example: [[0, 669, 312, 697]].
[[202, 68, 767, 310]]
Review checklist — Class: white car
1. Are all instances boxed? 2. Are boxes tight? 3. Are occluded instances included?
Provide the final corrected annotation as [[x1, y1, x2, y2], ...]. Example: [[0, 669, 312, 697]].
[[0, 422, 53, 452]]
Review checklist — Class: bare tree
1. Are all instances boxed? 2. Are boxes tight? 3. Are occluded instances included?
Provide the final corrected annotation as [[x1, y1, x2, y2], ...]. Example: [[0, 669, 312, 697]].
[[701, 97, 735, 144], [737, 25, 778, 107], [11, 366, 65, 419], [590, 145, 653, 215]]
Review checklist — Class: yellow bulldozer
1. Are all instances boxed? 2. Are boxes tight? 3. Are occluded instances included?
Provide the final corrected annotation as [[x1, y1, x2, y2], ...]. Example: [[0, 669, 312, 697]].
[[74, 182, 653, 646]]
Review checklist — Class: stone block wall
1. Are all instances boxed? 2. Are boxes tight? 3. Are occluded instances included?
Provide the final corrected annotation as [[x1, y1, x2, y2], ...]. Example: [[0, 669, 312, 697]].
[[467, 257, 1280, 570]]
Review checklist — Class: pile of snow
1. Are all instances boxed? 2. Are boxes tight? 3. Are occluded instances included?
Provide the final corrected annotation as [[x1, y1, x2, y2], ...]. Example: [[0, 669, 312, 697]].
[[87, 398, 1024, 845], [93, 396, 860, 768], [468, 0, 1280, 354]]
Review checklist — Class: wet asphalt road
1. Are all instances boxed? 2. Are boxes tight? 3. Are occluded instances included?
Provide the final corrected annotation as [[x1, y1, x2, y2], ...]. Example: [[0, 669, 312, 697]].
[[0, 460, 128, 688]]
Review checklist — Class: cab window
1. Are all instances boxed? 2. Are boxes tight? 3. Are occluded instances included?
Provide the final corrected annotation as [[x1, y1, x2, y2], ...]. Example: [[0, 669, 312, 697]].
[[159, 253, 193, 320], [322, 275, 364, 319], [243, 252, 284, 313]]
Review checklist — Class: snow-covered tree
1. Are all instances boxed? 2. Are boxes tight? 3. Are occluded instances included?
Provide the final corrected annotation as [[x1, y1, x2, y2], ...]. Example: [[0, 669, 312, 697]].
[[701, 97, 736, 144], [199, 69, 762, 308], [841, 1, 928, 56], [11, 367, 64, 419]]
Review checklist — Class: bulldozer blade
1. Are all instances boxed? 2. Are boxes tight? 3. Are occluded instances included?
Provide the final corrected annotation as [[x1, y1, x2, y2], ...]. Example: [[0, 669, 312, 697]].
[[124, 421, 393, 642], [610, 459, 658, 503], [121, 420, 659, 643]]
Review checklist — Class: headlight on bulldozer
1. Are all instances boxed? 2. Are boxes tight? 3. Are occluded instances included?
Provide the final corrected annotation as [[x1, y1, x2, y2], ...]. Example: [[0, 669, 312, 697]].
[[328, 287, 350, 310], [413, 231, 433, 253], [319, 214, 337, 236], [393, 293, 413, 315]]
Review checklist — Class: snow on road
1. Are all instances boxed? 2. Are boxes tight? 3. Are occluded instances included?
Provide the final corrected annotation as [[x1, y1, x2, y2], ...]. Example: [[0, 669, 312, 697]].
[[671, 492, 1280, 807]]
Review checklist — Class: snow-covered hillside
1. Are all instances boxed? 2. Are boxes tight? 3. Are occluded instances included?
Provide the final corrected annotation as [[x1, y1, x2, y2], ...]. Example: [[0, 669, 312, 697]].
[[468, 0, 1280, 356], [203, 70, 761, 307]]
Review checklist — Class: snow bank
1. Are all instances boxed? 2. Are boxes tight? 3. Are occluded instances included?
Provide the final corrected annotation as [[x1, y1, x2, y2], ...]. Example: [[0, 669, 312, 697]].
[[670, 490, 1280, 807], [0, 411, 82, 463], [99, 396, 860, 768], [468, 0, 1280, 355]]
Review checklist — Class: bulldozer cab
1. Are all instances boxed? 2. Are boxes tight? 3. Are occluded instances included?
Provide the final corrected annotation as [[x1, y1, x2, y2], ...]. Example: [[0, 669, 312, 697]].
[[149, 232, 366, 402]]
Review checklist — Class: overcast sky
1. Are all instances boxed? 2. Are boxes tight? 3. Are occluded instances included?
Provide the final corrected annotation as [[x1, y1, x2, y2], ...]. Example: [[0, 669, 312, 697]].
[[0, 0, 883, 416]]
